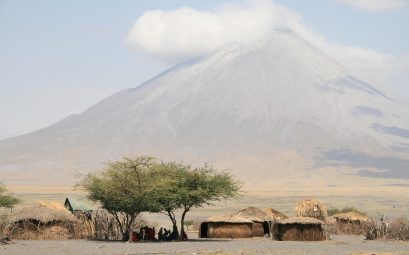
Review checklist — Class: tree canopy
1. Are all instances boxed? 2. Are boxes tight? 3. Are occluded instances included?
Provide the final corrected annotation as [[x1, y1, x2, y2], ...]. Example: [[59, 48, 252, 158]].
[[80, 156, 241, 241], [152, 162, 241, 240], [0, 184, 20, 209], [80, 156, 160, 240]]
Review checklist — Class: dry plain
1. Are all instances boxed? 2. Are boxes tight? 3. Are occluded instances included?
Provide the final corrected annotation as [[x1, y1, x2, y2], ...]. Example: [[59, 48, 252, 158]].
[[2, 185, 409, 255], [2, 235, 409, 255]]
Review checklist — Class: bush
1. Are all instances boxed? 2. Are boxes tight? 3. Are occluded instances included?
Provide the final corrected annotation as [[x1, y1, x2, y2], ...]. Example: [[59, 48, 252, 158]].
[[363, 213, 409, 240], [0, 212, 11, 236], [327, 206, 366, 216]]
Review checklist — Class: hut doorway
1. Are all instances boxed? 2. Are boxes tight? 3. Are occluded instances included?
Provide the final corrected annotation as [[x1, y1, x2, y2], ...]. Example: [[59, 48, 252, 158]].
[[262, 222, 269, 236], [200, 223, 208, 238]]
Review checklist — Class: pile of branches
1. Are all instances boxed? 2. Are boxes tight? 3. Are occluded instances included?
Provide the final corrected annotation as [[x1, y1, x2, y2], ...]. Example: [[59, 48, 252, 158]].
[[79, 209, 147, 240], [365, 213, 409, 240]]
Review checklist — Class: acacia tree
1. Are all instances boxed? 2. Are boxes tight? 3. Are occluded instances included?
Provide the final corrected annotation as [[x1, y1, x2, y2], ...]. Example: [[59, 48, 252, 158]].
[[80, 156, 160, 240], [0, 184, 20, 209], [152, 162, 241, 240], [150, 162, 188, 236]]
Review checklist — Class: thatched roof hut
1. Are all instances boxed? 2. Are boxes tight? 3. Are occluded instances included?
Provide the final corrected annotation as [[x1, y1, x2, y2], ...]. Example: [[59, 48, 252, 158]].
[[295, 199, 327, 221], [236, 207, 269, 222], [6, 201, 79, 240], [332, 212, 369, 235], [199, 215, 253, 239], [235, 207, 271, 237], [274, 217, 326, 241], [263, 208, 288, 221]]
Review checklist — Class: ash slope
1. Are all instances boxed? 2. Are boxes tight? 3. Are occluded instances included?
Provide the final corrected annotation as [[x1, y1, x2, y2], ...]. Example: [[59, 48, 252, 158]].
[[1, 29, 409, 184]]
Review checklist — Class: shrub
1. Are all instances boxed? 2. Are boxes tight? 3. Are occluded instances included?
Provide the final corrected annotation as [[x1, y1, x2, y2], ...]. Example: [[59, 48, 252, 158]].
[[327, 206, 366, 216]]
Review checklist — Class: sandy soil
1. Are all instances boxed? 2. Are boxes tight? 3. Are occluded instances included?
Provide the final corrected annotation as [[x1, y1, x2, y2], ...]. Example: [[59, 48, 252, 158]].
[[1, 235, 409, 255]]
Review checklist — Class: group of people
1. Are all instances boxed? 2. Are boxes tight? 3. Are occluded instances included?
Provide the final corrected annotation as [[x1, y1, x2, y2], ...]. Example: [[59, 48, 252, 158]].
[[157, 226, 179, 241], [131, 226, 187, 242], [131, 226, 156, 242]]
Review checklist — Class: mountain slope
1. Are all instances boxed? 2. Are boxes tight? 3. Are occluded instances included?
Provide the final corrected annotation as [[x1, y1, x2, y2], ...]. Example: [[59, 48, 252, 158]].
[[1, 29, 409, 185]]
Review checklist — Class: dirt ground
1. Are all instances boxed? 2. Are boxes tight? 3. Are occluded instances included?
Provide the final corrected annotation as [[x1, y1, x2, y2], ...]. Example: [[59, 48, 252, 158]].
[[1, 235, 409, 255]]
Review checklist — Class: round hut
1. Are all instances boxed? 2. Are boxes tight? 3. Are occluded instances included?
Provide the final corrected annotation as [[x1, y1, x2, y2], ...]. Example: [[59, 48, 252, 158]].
[[263, 208, 288, 221], [199, 215, 253, 239], [6, 201, 79, 240], [235, 207, 271, 237], [295, 199, 327, 221], [333, 211, 369, 234], [274, 217, 326, 241]]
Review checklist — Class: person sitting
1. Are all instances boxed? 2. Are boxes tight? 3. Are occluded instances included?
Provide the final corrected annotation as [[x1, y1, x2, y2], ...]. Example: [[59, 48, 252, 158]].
[[138, 227, 144, 240], [158, 227, 163, 241], [131, 231, 139, 242]]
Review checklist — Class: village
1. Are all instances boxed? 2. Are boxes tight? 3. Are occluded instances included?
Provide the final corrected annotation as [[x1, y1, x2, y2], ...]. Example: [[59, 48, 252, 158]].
[[1, 156, 409, 255]]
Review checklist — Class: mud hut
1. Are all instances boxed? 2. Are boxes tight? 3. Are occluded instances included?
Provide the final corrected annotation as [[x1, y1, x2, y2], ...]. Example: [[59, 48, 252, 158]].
[[274, 217, 326, 241], [5, 201, 79, 240], [235, 207, 271, 236], [333, 212, 369, 234], [295, 199, 327, 221], [263, 208, 288, 221], [199, 215, 253, 238]]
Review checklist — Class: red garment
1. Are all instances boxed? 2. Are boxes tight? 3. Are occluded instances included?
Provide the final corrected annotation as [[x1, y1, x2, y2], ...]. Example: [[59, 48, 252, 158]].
[[131, 232, 139, 242], [148, 228, 156, 240]]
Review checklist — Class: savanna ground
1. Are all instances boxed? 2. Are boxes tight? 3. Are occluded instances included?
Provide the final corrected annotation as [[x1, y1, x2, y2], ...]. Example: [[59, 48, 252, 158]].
[[2, 235, 409, 255], [2, 184, 409, 254]]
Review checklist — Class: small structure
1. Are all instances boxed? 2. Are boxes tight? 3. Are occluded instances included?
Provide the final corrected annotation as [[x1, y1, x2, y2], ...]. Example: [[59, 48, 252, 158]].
[[295, 199, 327, 221], [263, 208, 288, 221], [333, 212, 369, 234], [6, 201, 79, 240], [199, 214, 253, 238], [64, 197, 93, 214], [274, 217, 326, 241], [235, 207, 275, 237]]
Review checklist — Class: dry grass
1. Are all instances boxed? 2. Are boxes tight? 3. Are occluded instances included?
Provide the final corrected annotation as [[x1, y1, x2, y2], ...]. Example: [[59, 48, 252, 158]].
[[208, 222, 253, 238], [5, 201, 80, 240], [366, 214, 409, 241], [387, 218, 409, 241], [0, 211, 11, 236], [277, 223, 325, 241], [295, 199, 327, 221], [263, 208, 288, 221], [205, 214, 253, 224], [251, 222, 265, 237]]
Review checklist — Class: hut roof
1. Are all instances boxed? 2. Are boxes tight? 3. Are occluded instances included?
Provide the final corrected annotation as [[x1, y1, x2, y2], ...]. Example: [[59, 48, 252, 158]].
[[295, 199, 327, 220], [205, 214, 253, 224], [235, 207, 272, 222], [11, 201, 78, 224], [278, 217, 324, 225], [64, 197, 93, 212], [333, 212, 368, 222], [263, 208, 288, 220]]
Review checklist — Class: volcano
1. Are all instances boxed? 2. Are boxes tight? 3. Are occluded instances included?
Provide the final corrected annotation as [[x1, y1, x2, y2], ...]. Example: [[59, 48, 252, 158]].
[[1, 29, 409, 186]]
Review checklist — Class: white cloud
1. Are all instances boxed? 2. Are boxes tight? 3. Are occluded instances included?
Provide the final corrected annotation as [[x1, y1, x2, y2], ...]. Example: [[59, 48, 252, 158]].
[[335, 0, 408, 11], [126, 0, 409, 95], [126, 0, 299, 62]]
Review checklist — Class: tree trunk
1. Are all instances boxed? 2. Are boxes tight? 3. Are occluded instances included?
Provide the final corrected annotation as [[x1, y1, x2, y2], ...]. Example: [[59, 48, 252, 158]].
[[126, 214, 136, 242], [179, 208, 189, 240], [166, 209, 178, 235]]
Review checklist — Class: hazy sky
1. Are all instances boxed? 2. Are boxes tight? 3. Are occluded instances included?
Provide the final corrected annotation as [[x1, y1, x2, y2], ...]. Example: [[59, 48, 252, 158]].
[[1, 0, 408, 140]]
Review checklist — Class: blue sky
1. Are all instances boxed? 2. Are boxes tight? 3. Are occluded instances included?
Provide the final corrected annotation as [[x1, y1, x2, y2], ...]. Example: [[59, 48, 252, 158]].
[[0, 0, 408, 140]]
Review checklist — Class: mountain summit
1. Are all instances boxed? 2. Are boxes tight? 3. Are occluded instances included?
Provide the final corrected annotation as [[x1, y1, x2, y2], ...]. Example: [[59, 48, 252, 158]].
[[1, 29, 409, 185]]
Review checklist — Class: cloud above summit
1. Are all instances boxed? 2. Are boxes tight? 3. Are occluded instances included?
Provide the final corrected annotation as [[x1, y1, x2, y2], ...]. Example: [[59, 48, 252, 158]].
[[126, 0, 409, 92], [126, 1, 299, 62]]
